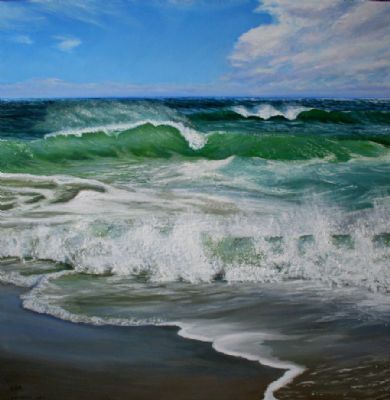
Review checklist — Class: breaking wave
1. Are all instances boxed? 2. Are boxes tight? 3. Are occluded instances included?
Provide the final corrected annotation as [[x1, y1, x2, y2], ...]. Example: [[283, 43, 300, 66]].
[[0, 175, 389, 293], [0, 122, 389, 172], [233, 104, 310, 120]]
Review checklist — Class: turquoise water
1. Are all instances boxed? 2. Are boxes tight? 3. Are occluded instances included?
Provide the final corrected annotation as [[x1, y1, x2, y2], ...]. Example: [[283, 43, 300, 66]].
[[1, 98, 390, 399]]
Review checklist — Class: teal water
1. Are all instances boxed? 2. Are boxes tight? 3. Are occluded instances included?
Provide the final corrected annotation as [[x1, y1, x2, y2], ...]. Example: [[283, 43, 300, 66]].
[[1, 98, 390, 399]]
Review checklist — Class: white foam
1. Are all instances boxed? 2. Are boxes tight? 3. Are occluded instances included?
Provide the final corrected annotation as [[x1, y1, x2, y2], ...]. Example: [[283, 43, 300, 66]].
[[45, 120, 207, 150], [176, 322, 305, 400], [1, 170, 390, 292], [233, 104, 311, 120], [1, 203, 389, 292], [0, 270, 41, 287], [0, 172, 111, 216], [0, 172, 109, 190]]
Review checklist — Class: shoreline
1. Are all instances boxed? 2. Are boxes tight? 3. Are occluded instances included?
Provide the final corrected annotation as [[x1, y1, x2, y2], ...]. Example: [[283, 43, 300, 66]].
[[0, 282, 281, 400], [20, 270, 305, 400]]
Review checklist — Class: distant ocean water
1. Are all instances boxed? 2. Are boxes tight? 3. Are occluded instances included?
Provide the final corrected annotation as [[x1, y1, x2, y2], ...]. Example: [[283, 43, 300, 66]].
[[1, 98, 390, 399]]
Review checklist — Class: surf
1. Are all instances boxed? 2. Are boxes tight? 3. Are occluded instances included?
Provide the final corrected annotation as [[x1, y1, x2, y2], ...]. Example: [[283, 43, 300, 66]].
[[1, 97, 390, 400], [0, 123, 389, 173]]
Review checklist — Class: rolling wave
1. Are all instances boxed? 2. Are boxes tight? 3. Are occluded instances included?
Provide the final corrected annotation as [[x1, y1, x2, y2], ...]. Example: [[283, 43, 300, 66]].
[[0, 122, 389, 172], [45, 119, 206, 150]]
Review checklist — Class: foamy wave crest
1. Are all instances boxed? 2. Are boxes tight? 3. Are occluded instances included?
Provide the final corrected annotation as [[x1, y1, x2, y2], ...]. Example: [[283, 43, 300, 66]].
[[45, 120, 207, 150], [233, 104, 311, 120], [1, 205, 390, 292]]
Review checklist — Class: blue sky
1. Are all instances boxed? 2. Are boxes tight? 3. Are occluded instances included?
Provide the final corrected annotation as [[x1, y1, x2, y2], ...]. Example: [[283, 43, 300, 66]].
[[0, 0, 389, 98]]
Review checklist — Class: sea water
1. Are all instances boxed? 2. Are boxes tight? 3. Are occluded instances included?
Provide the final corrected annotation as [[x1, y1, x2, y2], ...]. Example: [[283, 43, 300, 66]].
[[1, 98, 389, 399]]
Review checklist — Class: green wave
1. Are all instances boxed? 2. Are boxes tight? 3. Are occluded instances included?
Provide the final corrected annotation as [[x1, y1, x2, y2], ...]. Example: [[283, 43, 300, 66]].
[[0, 123, 388, 172], [297, 109, 357, 124], [201, 132, 387, 161]]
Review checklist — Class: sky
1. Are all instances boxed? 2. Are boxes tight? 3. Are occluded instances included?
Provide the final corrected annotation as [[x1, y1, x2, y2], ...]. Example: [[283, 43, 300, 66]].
[[0, 0, 389, 98]]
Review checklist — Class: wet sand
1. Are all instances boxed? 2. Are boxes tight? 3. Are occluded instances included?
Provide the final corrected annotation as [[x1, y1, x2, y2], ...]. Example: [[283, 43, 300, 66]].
[[0, 283, 281, 400]]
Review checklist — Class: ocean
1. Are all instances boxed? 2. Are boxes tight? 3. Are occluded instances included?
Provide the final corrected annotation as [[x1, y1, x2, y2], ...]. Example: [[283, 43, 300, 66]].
[[1, 97, 389, 399]]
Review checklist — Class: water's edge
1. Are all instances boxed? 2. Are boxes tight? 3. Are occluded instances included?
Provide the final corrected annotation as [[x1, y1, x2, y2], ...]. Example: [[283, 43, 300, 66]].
[[0, 279, 290, 400]]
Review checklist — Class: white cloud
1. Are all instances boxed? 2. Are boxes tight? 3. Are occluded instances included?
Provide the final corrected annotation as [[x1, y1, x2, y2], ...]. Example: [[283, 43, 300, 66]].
[[54, 35, 81, 52], [0, 0, 127, 30], [229, 0, 390, 96], [0, 1, 43, 30], [29, 0, 112, 26], [13, 34, 33, 44], [153, 0, 251, 11]]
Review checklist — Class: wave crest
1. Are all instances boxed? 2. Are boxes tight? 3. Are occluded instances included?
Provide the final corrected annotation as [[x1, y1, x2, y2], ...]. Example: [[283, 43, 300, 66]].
[[46, 119, 206, 150], [233, 104, 310, 120], [0, 124, 388, 172], [1, 203, 389, 293]]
